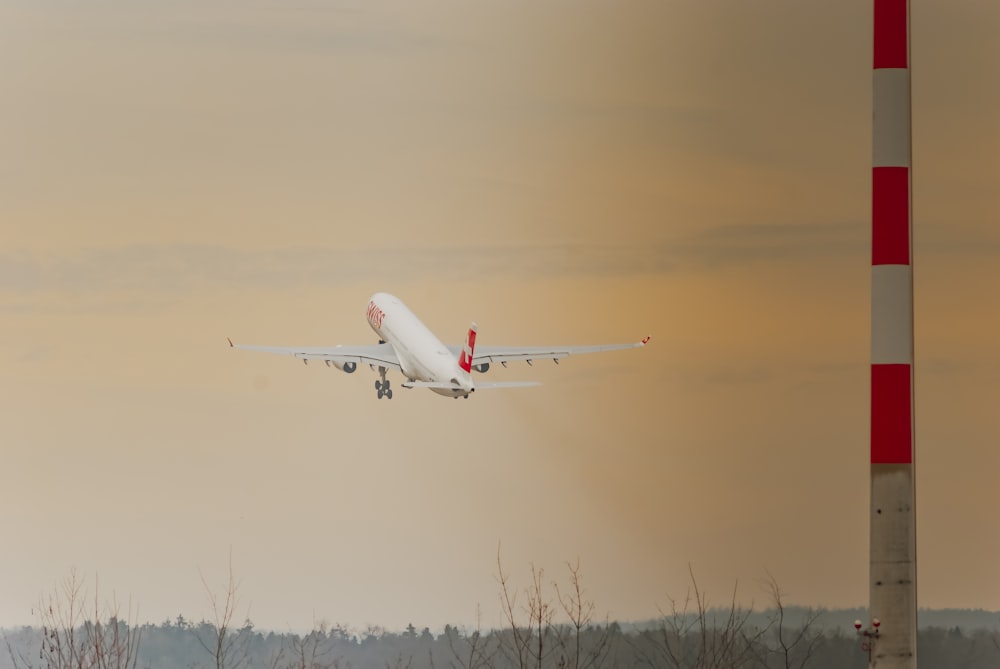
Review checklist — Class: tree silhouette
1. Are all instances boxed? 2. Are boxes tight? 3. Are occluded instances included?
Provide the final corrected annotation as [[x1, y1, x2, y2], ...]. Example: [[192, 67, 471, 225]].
[[195, 554, 252, 669], [3, 569, 141, 669]]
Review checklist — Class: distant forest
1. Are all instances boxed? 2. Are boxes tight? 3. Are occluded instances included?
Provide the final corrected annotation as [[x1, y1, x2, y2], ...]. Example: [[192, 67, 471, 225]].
[[2, 565, 998, 669]]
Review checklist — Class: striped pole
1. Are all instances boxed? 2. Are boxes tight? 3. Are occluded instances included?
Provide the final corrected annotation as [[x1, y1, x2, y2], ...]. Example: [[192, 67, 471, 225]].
[[870, 0, 916, 667]]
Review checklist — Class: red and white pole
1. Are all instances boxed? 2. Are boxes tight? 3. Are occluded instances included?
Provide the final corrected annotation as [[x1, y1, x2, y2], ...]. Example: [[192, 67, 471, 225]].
[[870, 0, 916, 666]]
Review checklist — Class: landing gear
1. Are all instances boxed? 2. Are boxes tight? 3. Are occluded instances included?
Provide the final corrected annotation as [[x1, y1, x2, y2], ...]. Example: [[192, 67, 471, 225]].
[[375, 367, 392, 400]]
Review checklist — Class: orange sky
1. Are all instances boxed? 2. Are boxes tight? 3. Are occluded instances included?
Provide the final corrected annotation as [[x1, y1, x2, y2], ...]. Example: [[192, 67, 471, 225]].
[[2, 0, 999, 632]]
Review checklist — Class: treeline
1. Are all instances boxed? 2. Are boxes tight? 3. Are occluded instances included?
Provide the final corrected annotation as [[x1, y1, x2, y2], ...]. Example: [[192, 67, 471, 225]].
[[6, 617, 1000, 669], [2, 563, 999, 669]]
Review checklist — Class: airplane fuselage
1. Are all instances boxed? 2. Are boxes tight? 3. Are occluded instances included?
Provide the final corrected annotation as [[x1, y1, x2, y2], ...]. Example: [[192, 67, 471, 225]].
[[366, 292, 473, 397], [230, 291, 648, 400]]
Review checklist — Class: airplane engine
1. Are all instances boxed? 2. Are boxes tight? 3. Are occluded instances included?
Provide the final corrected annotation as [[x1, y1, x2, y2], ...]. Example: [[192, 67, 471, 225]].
[[328, 360, 357, 373], [472, 363, 490, 373]]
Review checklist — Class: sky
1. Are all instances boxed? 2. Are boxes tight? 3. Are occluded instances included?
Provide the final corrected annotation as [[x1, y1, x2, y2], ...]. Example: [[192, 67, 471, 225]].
[[2, 0, 999, 634]]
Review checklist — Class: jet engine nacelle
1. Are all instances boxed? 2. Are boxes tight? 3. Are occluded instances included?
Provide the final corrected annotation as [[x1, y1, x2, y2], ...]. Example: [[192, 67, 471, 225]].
[[326, 360, 357, 373], [472, 362, 490, 373]]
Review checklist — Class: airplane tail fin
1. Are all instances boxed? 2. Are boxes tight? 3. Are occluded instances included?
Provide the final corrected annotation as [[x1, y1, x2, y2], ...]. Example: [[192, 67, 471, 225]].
[[458, 323, 478, 374]]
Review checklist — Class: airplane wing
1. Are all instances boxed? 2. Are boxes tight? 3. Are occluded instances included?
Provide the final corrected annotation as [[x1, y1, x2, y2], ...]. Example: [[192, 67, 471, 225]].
[[451, 336, 651, 367], [227, 340, 402, 373]]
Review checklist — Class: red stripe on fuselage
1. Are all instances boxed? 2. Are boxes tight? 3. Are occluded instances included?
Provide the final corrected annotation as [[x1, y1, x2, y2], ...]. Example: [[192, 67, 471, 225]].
[[366, 300, 386, 330]]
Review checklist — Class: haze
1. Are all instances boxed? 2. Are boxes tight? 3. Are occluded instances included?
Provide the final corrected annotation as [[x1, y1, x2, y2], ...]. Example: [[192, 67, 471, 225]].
[[2, 0, 998, 632]]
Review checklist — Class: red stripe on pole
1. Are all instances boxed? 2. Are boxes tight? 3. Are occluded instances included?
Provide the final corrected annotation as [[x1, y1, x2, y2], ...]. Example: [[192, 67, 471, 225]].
[[871, 363, 912, 464], [874, 0, 907, 69], [872, 167, 910, 265]]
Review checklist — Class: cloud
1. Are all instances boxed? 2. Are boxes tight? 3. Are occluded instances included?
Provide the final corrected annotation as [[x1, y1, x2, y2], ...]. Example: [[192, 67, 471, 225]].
[[0, 241, 767, 301], [916, 224, 1000, 256], [5, 217, 997, 315], [671, 221, 868, 268]]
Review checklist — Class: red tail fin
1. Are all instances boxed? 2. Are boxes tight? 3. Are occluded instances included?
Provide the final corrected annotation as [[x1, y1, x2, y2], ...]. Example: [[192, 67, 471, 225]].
[[458, 323, 478, 373]]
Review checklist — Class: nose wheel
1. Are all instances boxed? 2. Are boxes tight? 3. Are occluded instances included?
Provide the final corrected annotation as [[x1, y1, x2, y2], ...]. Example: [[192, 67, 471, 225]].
[[375, 367, 392, 400]]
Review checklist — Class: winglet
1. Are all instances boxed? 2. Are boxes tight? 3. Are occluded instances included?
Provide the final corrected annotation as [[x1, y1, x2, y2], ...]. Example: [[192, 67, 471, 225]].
[[227, 337, 234, 348], [458, 322, 478, 373], [641, 335, 651, 345]]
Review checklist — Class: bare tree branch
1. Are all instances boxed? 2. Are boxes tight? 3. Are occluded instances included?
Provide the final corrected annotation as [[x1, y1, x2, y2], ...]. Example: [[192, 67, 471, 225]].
[[553, 561, 612, 669], [633, 565, 767, 669], [196, 552, 252, 669], [760, 573, 822, 669], [4, 569, 142, 669], [496, 546, 530, 669], [444, 607, 497, 669]]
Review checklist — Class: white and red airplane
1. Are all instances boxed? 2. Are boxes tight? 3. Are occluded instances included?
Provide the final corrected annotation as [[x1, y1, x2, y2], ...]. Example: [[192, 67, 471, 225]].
[[229, 292, 650, 400]]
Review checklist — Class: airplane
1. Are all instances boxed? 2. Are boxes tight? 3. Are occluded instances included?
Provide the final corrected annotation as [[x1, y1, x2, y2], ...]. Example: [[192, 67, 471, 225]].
[[228, 292, 650, 400]]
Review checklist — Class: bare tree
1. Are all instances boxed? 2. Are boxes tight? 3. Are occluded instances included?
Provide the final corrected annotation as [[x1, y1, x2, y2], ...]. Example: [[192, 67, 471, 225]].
[[636, 565, 768, 669], [496, 549, 531, 669], [553, 562, 613, 669], [525, 563, 557, 669], [4, 569, 141, 669], [759, 573, 822, 669], [443, 608, 498, 669], [196, 554, 252, 669], [384, 654, 412, 669], [280, 622, 338, 669], [496, 549, 559, 669], [499, 550, 621, 669]]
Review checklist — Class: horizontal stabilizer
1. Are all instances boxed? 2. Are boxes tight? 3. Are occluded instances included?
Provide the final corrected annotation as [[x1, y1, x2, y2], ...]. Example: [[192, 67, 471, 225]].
[[400, 380, 540, 390], [401, 381, 462, 390], [472, 381, 541, 389]]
